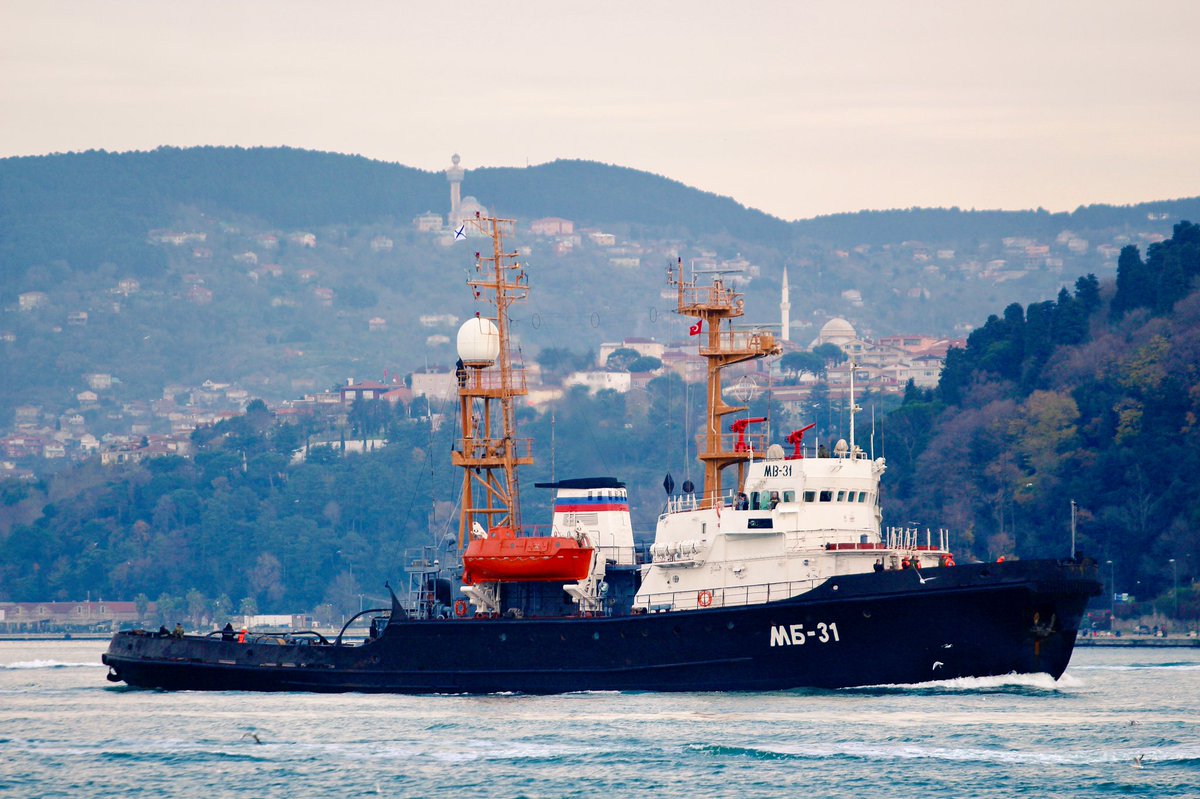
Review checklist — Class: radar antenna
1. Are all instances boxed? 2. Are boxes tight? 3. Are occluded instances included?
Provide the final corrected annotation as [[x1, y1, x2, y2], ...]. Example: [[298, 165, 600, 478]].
[[453, 216, 532, 547]]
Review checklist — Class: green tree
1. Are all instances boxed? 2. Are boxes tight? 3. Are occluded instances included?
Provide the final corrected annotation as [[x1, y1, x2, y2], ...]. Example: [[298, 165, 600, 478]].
[[628, 355, 663, 373], [605, 348, 641, 371], [780, 351, 825, 381], [812, 343, 847, 366]]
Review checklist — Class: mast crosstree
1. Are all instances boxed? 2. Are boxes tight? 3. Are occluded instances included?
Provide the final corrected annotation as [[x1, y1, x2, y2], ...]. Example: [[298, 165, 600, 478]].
[[669, 258, 781, 508], [453, 216, 532, 546]]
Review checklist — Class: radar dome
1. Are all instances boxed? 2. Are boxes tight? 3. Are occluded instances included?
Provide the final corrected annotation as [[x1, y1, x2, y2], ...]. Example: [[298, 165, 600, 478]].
[[457, 316, 500, 367]]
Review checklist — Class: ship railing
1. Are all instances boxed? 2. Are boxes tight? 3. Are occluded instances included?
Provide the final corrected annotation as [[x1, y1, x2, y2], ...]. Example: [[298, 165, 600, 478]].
[[662, 494, 702, 515], [455, 436, 535, 462], [694, 431, 770, 456], [639, 579, 822, 612], [785, 530, 880, 551], [883, 526, 951, 552], [660, 488, 746, 518], [459, 368, 528, 394], [699, 329, 777, 357], [594, 545, 638, 565], [678, 282, 742, 313]]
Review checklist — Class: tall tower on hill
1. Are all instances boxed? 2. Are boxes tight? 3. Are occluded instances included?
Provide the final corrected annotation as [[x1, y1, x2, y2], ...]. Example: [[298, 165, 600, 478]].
[[446, 153, 465, 223], [780, 267, 791, 342]]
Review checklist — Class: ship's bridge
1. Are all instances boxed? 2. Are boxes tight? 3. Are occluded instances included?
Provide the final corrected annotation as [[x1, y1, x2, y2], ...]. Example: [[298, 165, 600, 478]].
[[738, 448, 884, 524]]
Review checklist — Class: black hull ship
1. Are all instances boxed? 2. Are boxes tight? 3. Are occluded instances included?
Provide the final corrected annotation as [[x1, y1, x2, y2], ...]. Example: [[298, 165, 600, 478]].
[[106, 560, 1092, 693], [103, 215, 1100, 693]]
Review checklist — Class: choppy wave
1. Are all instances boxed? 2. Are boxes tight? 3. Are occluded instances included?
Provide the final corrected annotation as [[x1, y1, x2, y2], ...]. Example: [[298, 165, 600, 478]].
[[844, 671, 1081, 693], [688, 741, 1200, 767], [1, 660, 105, 670]]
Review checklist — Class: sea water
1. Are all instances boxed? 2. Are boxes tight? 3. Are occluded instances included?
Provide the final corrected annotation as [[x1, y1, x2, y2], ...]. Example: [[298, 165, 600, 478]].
[[1, 641, 1197, 798]]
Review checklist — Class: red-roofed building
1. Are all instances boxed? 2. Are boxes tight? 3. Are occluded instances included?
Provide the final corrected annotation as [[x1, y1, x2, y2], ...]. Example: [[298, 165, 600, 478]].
[[339, 380, 390, 404], [0, 601, 154, 632], [530, 217, 575, 236]]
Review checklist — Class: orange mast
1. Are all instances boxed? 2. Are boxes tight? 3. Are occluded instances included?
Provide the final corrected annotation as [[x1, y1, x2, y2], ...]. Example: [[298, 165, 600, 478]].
[[670, 258, 781, 508], [453, 216, 533, 547]]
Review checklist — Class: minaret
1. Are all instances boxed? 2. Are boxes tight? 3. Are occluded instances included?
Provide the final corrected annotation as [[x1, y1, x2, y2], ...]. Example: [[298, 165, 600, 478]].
[[446, 153, 465, 225], [780, 266, 791, 342]]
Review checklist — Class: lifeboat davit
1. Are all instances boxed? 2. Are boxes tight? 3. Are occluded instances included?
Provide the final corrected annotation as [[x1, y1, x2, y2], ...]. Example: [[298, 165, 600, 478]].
[[462, 527, 593, 584]]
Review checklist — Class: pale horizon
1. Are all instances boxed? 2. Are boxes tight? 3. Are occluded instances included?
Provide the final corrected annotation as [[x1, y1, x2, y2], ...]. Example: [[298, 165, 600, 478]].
[[3, 1, 1198, 221]]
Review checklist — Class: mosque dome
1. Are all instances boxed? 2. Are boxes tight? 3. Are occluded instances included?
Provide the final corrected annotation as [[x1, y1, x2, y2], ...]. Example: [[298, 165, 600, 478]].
[[818, 317, 857, 344], [453, 195, 489, 227]]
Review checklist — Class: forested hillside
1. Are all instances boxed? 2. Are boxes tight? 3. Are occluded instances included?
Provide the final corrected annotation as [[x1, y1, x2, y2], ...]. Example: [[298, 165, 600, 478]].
[[883, 221, 1200, 613], [3, 222, 1197, 621], [2, 148, 1199, 623]]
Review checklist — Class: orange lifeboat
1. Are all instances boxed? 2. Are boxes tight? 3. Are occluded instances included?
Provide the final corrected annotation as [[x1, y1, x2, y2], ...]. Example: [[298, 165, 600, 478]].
[[462, 527, 594, 584]]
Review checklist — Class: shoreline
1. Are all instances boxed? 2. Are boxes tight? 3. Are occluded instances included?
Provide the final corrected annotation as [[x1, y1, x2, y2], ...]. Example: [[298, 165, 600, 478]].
[[1076, 636, 1199, 647]]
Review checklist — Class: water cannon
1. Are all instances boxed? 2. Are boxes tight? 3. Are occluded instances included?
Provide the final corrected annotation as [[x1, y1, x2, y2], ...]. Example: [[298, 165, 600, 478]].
[[730, 417, 767, 453], [785, 423, 817, 459]]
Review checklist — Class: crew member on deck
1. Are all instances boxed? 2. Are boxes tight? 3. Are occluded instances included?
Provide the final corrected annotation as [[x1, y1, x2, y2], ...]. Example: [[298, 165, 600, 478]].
[[873, 558, 884, 573]]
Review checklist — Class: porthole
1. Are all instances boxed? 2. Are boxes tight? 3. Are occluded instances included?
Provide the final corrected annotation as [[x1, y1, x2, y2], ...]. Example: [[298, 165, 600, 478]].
[[499, 633, 507, 642], [592, 632, 600, 641]]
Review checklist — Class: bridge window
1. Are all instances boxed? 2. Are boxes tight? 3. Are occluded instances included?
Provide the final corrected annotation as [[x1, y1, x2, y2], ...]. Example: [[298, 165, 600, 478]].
[[751, 491, 761, 510], [783, 491, 795, 503], [803, 491, 815, 502], [836, 491, 846, 502], [819, 490, 833, 502], [846, 491, 857, 502]]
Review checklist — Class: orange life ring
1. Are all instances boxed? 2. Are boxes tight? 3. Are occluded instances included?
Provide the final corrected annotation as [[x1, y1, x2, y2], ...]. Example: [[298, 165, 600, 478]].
[[454, 599, 469, 617], [697, 590, 713, 608]]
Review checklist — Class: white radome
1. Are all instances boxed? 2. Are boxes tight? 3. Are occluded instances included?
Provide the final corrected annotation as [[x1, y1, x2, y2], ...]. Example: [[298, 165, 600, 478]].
[[457, 316, 500, 367]]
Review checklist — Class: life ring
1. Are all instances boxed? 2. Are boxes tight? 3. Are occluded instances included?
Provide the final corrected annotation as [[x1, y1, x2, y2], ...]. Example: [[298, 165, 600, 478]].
[[697, 590, 713, 608], [454, 599, 469, 617]]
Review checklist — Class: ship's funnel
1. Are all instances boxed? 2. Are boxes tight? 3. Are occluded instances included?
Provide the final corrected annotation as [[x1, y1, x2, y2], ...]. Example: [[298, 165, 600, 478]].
[[457, 316, 500, 367]]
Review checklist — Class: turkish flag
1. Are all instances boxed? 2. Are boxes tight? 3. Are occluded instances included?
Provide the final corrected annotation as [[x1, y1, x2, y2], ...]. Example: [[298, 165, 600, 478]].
[[689, 320, 702, 336]]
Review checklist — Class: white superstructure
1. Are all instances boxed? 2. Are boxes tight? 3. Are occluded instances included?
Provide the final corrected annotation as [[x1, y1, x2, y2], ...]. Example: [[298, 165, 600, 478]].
[[634, 441, 949, 612]]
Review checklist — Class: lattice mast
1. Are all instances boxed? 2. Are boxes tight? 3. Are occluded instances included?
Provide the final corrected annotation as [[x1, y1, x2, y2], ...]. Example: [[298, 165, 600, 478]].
[[453, 216, 533, 547], [670, 258, 781, 508]]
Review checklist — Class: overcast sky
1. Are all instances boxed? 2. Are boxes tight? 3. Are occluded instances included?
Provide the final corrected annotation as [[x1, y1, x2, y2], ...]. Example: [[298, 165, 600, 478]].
[[2, 1, 1198, 220]]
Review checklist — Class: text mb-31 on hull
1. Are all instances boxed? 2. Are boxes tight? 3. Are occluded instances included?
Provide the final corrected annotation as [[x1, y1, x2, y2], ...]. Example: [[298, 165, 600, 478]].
[[103, 214, 1100, 693]]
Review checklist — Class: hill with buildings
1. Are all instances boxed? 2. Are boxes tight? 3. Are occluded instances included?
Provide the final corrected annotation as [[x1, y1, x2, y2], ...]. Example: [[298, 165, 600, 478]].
[[1, 222, 1196, 627], [1, 146, 1197, 484]]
